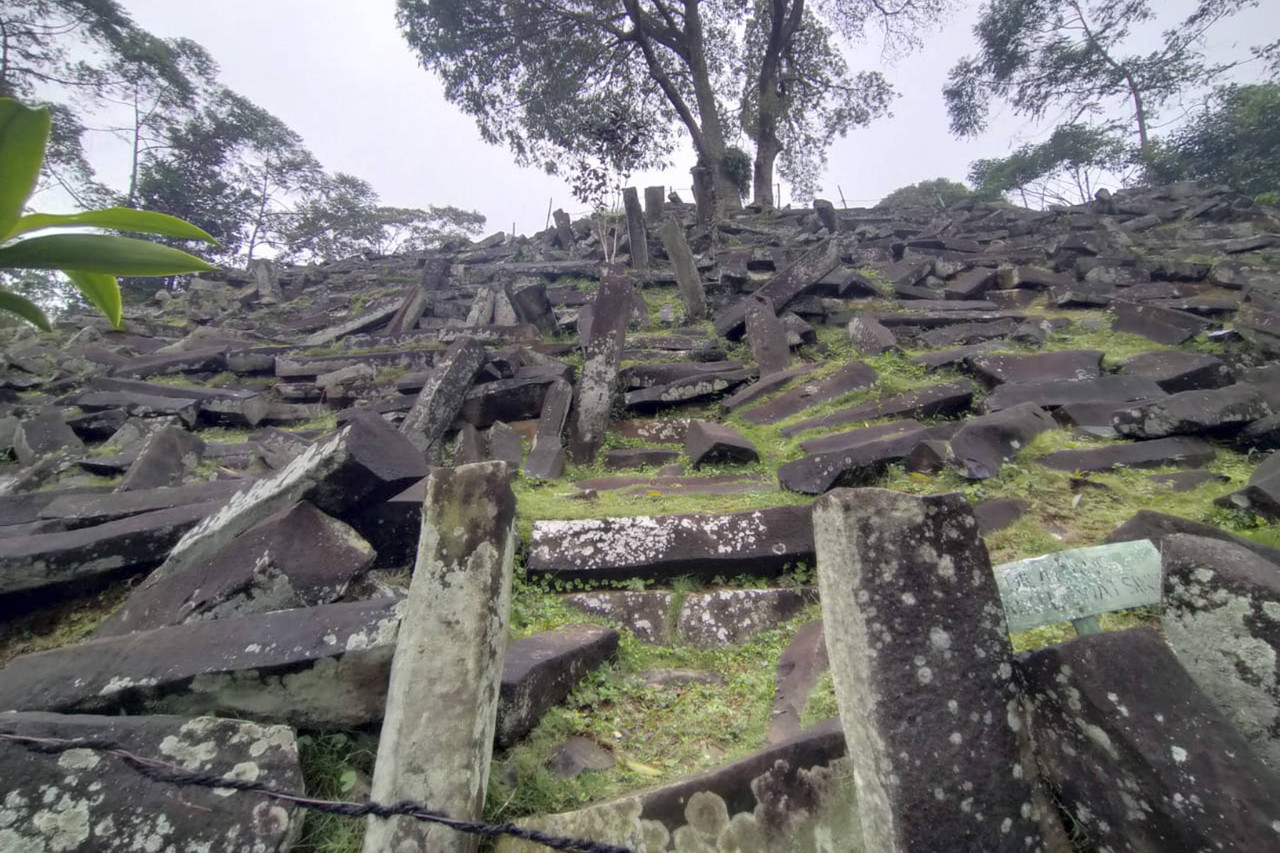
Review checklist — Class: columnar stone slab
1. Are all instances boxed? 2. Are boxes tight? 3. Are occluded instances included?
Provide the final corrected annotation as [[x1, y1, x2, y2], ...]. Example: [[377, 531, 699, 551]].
[[95, 500, 376, 637], [552, 208, 574, 249], [799, 419, 927, 455], [1111, 300, 1211, 344], [714, 238, 841, 338], [1217, 450, 1280, 521], [0, 598, 403, 727], [719, 362, 822, 413], [0, 500, 223, 596], [150, 410, 426, 584], [1018, 628, 1280, 851], [364, 462, 516, 853], [495, 721, 852, 853], [676, 588, 816, 647], [1037, 435, 1215, 472], [623, 187, 649, 271], [967, 350, 1103, 387], [644, 185, 665, 223], [570, 274, 633, 464], [768, 620, 829, 745], [780, 382, 974, 438], [623, 368, 753, 409], [301, 303, 401, 348], [1106, 509, 1280, 566], [13, 409, 84, 465], [745, 295, 791, 375], [949, 402, 1056, 479], [524, 377, 572, 479], [118, 425, 205, 491], [1118, 350, 1231, 392], [400, 336, 489, 454], [846, 315, 898, 355], [528, 505, 813, 582], [1161, 533, 1280, 768], [0, 712, 304, 853], [36, 480, 243, 526], [813, 489, 1042, 852], [778, 429, 931, 494], [983, 375, 1165, 413], [739, 361, 877, 426], [497, 624, 619, 747], [1113, 383, 1272, 438], [684, 420, 758, 467], [562, 590, 675, 644], [660, 216, 706, 320]]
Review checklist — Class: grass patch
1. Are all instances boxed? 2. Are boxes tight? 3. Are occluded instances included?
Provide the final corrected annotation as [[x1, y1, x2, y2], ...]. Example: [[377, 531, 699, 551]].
[[293, 731, 378, 853], [0, 582, 130, 666]]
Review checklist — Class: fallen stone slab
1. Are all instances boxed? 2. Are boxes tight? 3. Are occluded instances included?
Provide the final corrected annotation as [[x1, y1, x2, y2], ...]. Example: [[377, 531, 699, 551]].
[[943, 265, 996, 300], [1037, 436, 1215, 472], [967, 349, 1103, 386], [1105, 509, 1280, 566], [365, 462, 516, 853], [718, 362, 822, 413], [399, 336, 488, 456], [118, 424, 205, 491], [0, 712, 304, 853], [458, 370, 562, 428], [973, 497, 1028, 533], [660, 215, 707, 320], [1215, 449, 1280, 522], [497, 624, 619, 747], [602, 448, 680, 470], [109, 346, 228, 379], [1240, 412, 1280, 450], [0, 500, 224, 598], [523, 377, 572, 480], [684, 420, 758, 467], [1117, 350, 1232, 393], [494, 720, 851, 853], [767, 620, 828, 745], [910, 342, 1004, 370], [527, 505, 813, 583], [13, 409, 84, 465], [1146, 469, 1229, 491], [1018, 628, 1280, 851], [676, 587, 816, 647], [0, 485, 112, 528], [95, 500, 376, 638], [918, 317, 1020, 349], [778, 429, 934, 494], [148, 410, 427, 585], [779, 381, 974, 438], [1111, 299, 1212, 344], [1161, 534, 1280, 769], [738, 361, 877, 425], [0, 598, 403, 727], [620, 360, 744, 390], [570, 473, 775, 498], [612, 419, 690, 445], [745, 295, 791, 375], [814, 489, 1046, 851], [622, 368, 753, 409], [562, 590, 674, 644], [846, 315, 898, 355], [875, 309, 1026, 330], [950, 402, 1056, 479], [1113, 383, 1272, 439], [301, 302, 401, 347], [799, 418, 927, 455], [74, 389, 201, 428], [89, 376, 270, 427], [713, 237, 840, 338], [983, 375, 1166, 413]]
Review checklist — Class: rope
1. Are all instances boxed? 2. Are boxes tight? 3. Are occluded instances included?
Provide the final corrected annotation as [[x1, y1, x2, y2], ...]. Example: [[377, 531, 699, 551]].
[[0, 731, 632, 853]]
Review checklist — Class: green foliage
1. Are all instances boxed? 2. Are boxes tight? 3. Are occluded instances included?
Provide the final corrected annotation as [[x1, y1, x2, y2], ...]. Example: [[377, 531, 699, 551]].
[[1142, 83, 1280, 197], [722, 146, 753, 200], [968, 123, 1135, 207], [294, 731, 378, 852], [0, 98, 216, 330], [877, 177, 974, 209]]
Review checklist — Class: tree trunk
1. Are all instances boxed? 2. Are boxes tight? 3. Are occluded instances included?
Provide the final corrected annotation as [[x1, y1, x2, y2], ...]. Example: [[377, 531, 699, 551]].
[[683, 0, 741, 217], [750, 0, 803, 208]]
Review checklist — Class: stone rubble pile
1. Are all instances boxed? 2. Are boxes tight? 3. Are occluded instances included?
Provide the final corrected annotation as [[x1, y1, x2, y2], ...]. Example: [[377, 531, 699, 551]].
[[0, 181, 1278, 850]]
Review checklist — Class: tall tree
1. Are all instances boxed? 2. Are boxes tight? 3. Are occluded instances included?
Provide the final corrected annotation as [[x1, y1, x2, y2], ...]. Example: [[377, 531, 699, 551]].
[[876, 177, 974, 208], [945, 0, 1266, 153], [1143, 82, 1280, 197], [398, 1, 950, 215], [967, 123, 1134, 207]]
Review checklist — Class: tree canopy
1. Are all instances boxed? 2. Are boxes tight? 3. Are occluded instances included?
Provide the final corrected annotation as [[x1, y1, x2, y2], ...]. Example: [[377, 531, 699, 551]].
[[397, 0, 951, 212], [876, 177, 974, 209]]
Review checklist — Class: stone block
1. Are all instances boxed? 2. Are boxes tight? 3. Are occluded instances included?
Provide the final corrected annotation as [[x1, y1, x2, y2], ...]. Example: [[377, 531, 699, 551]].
[[739, 361, 877, 426], [983, 375, 1165, 414], [1118, 350, 1232, 393], [676, 587, 816, 647], [949, 402, 1056, 480], [846, 315, 898, 355], [497, 624, 619, 747], [1113, 383, 1272, 439], [967, 350, 1103, 387], [13, 409, 83, 466], [780, 381, 974, 438], [400, 336, 489, 455], [684, 420, 758, 467], [1037, 436, 1215, 472], [118, 425, 205, 491]]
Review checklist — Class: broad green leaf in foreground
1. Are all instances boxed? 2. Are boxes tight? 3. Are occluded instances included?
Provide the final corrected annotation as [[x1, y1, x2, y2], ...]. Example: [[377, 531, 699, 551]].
[[9, 208, 219, 244], [0, 289, 52, 332], [63, 270, 123, 329], [0, 233, 216, 276], [0, 100, 51, 240]]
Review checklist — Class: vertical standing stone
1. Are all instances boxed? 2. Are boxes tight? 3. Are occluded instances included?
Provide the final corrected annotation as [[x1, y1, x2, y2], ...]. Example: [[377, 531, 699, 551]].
[[465, 287, 495, 326], [569, 274, 631, 464], [745, 294, 791, 376], [813, 199, 839, 233], [384, 284, 430, 336], [813, 488, 1043, 852], [507, 281, 557, 335], [622, 187, 649, 272], [363, 462, 516, 853], [552, 209, 574, 251], [400, 337, 488, 456], [524, 378, 572, 479], [249, 258, 282, 302], [660, 215, 707, 320], [644, 185, 665, 224]]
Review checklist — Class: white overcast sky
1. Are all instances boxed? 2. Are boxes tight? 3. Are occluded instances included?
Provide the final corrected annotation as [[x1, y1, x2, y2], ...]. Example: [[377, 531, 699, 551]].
[[86, 0, 1277, 236]]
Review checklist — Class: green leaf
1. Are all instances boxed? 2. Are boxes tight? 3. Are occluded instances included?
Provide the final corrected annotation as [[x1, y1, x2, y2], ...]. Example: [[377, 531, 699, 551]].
[[338, 769, 358, 794], [0, 288, 52, 332], [10, 208, 220, 244], [64, 270, 122, 330], [0, 99, 51, 241], [0, 233, 216, 276]]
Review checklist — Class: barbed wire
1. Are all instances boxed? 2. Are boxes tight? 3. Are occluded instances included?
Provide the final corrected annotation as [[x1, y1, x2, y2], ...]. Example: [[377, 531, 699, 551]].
[[0, 731, 632, 853]]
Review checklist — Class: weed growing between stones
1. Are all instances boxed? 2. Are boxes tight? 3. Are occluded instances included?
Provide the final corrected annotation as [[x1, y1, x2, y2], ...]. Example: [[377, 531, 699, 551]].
[[0, 583, 130, 666], [293, 731, 378, 852]]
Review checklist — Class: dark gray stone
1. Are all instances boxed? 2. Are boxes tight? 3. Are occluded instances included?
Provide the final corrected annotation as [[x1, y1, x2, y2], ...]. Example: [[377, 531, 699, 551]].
[[1018, 628, 1280, 851], [523, 377, 572, 479], [719, 363, 823, 414], [919, 318, 1020, 349], [497, 624, 619, 747], [1146, 469, 1230, 491], [400, 336, 489, 455], [1037, 436, 1215, 472], [1111, 299, 1212, 344], [0, 712, 303, 852], [984, 375, 1166, 413], [1240, 412, 1280, 450], [13, 409, 84, 465], [528, 505, 813, 583], [846, 315, 898, 355], [109, 347, 228, 379], [778, 427, 934, 495], [546, 737, 616, 777], [562, 590, 674, 644], [1217, 450, 1280, 522], [950, 402, 1056, 479], [739, 361, 877, 426], [623, 368, 754, 409], [780, 381, 974, 438], [677, 588, 816, 647], [603, 448, 680, 470], [118, 425, 205, 491], [95, 500, 376, 638], [813, 488, 1045, 851], [974, 498, 1028, 533], [967, 350, 1103, 387], [943, 266, 996, 300], [623, 187, 649, 272], [799, 419, 926, 455], [714, 238, 841, 338], [487, 420, 525, 468], [1105, 510, 1280, 566], [89, 376, 269, 427], [1118, 350, 1232, 393], [767, 620, 828, 745], [684, 420, 758, 467], [745, 295, 791, 376], [570, 274, 632, 463], [659, 216, 706, 321], [1113, 383, 1272, 438]]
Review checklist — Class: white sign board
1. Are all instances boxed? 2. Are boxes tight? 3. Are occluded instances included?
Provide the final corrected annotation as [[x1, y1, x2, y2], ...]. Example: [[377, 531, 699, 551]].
[[992, 540, 1162, 633]]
